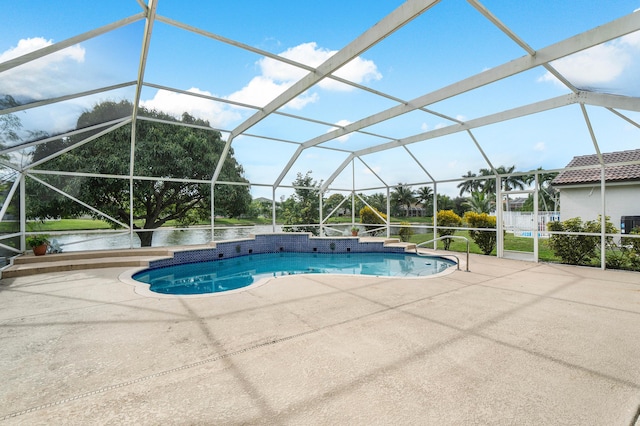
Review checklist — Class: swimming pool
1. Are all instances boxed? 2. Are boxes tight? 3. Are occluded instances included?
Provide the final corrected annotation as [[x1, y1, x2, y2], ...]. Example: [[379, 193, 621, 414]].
[[133, 252, 456, 295]]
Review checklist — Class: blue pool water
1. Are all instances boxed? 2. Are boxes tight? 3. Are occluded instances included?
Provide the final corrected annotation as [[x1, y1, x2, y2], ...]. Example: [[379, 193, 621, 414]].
[[133, 252, 456, 295]]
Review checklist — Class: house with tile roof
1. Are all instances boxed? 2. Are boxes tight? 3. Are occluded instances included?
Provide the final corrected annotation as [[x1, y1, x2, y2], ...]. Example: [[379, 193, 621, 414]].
[[552, 149, 640, 232]]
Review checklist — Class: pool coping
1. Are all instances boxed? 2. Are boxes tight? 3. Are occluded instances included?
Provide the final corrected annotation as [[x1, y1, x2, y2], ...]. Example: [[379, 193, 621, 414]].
[[118, 233, 462, 298], [119, 260, 459, 299]]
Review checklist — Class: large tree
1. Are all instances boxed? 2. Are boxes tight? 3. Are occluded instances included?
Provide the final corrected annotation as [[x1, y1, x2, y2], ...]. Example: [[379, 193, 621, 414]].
[[323, 193, 346, 217], [281, 171, 321, 234], [27, 100, 251, 246], [0, 95, 21, 149]]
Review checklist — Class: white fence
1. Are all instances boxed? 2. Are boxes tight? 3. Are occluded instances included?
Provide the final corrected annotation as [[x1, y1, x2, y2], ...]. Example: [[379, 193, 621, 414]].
[[502, 211, 560, 238]]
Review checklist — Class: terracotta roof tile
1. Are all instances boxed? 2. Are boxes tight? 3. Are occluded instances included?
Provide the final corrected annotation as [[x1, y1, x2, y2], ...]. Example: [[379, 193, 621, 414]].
[[552, 149, 640, 185]]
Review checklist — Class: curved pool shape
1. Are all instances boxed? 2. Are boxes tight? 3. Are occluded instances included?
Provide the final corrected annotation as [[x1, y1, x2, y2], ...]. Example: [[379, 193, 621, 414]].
[[133, 252, 456, 295]]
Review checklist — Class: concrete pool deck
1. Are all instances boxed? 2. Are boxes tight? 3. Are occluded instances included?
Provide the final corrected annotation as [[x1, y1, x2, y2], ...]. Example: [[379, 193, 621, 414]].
[[1, 253, 639, 425]]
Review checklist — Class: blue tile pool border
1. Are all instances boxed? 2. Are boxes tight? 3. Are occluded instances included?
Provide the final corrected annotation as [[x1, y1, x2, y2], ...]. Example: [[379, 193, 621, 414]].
[[147, 233, 410, 271]]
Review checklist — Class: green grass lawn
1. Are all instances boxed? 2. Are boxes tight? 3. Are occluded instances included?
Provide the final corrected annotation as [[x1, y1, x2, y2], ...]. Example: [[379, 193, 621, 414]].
[[25, 219, 113, 232], [391, 229, 559, 261], [15, 217, 274, 233]]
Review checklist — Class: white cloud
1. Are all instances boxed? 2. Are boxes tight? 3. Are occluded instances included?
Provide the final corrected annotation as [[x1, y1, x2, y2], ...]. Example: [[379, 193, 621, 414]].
[[433, 115, 465, 130], [538, 31, 640, 94], [421, 122, 429, 131], [227, 42, 381, 110], [139, 42, 381, 129], [0, 37, 84, 63], [326, 119, 353, 143], [2, 38, 381, 133], [140, 88, 241, 129], [534, 142, 546, 152], [0, 37, 85, 99], [620, 29, 640, 49], [324, 56, 382, 91]]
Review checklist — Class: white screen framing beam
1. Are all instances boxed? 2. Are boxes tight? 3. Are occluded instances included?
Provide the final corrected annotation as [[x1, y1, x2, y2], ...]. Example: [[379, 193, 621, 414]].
[[284, 11, 640, 163], [230, 0, 440, 141], [352, 93, 583, 157], [0, 14, 146, 74], [227, 0, 441, 187]]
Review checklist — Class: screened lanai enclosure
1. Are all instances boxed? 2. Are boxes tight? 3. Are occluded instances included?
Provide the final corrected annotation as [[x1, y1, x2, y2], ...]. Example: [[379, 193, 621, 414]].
[[1, 0, 639, 269]]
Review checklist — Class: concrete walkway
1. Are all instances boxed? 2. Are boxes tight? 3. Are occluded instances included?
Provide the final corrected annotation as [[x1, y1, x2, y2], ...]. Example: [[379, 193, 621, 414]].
[[1, 254, 639, 425]]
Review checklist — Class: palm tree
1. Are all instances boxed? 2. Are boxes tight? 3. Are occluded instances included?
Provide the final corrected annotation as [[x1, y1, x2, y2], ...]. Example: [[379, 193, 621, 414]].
[[415, 186, 433, 216], [457, 171, 482, 196], [367, 192, 387, 213], [523, 168, 559, 211], [463, 191, 494, 213], [499, 165, 526, 192], [391, 184, 416, 217], [498, 165, 525, 211], [479, 168, 496, 195], [478, 165, 527, 210]]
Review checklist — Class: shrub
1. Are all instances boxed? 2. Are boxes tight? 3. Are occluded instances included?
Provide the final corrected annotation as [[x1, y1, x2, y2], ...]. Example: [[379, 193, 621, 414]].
[[463, 211, 497, 255], [547, 216, 617, 265], [611, 227, 640, 271], [398, 221, 414, 242], [621, 227, 640, 253], [359, 206, 387, 236], [436, 210, 462, 250]]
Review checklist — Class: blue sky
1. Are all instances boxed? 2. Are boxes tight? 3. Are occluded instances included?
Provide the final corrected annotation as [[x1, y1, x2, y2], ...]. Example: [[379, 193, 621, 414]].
[[1, 0, 639, 198]]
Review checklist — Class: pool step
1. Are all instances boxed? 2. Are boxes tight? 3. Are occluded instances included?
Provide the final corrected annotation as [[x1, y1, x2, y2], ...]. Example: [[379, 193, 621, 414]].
[[1, 248, 176, 279], [11, 247, 173, 265]]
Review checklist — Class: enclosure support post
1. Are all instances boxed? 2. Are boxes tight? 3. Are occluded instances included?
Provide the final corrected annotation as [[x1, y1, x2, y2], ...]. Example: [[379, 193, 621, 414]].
[[496, 176, 504, 258], [319, 192, 324, 236], [600, 166, 606, 270], [386, 185, 391, 238], [210, 184, 215, 241], [433, 182, 438, 250], [352, 160, 356, 228], [19, 172, 26, 253], [128, 124, 136, 249], [533, 173, 539, 262], [272, 187, 277, 233]]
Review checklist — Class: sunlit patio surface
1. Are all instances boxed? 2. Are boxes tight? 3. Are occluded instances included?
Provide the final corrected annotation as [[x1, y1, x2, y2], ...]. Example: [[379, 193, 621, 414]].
[[1, 253, 640, 425]]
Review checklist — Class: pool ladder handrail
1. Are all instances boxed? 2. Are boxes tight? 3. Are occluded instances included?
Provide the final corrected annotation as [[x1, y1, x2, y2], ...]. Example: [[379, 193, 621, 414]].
[[414, 235, 470, 272]]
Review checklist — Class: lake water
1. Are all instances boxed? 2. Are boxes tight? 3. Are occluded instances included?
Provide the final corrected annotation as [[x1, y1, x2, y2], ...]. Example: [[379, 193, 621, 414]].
[[48, 224, 423, 252], [52, 225, 285, 252], [51, 224, 364, 252]]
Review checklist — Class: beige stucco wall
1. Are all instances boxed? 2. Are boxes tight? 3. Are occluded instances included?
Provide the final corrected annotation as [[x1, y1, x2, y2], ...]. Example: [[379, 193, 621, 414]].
[[558, 183, 640, 229]]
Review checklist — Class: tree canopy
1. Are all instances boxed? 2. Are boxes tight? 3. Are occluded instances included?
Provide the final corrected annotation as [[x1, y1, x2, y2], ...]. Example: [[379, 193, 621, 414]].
[[26, 100, 251, 246], [390, 183, 416, 217], [280, 171, 321, 234]]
